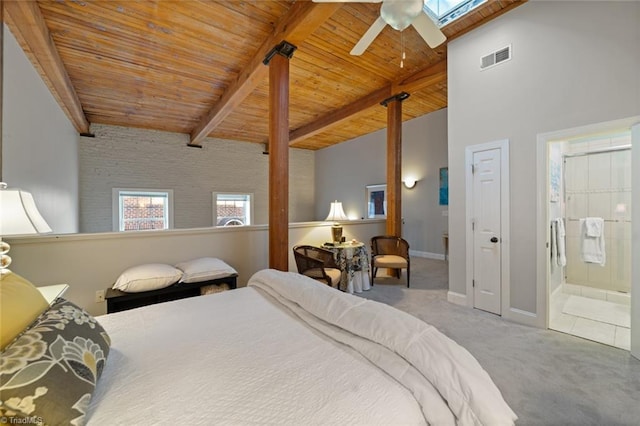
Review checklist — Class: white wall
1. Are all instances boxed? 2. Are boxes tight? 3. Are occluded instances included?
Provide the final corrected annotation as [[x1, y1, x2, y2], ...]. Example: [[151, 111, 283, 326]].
[[80, 124, 315, 232], [7, 220, 385, 316], [448, 1, 640, 316], [315, 108, 448, 257], [2, 24, 79, 233]]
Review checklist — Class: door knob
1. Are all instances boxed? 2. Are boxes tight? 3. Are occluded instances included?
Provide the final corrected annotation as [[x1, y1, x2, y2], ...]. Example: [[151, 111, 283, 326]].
[[490, 237, 499, 243]]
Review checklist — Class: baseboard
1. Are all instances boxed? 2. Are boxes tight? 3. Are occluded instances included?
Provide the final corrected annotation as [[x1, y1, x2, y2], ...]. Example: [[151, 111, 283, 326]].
[[447, 290, 467, 306], [409, 249, 445, 260], [504, 307, 539, 327]]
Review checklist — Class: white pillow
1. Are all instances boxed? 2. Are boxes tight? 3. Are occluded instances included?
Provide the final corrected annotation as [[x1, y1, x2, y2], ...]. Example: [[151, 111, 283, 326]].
[[175, 257, 238, 284], [113, 264, 183, 293]]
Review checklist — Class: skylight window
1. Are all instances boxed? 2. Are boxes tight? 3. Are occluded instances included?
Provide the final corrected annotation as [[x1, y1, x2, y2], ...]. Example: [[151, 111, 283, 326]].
[[424, 0, 487, 27]]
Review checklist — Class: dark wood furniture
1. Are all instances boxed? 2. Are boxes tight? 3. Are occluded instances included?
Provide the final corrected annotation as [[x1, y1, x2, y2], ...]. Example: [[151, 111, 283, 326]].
[[293, 245, 341, 288], [106, 275, 237, 313]]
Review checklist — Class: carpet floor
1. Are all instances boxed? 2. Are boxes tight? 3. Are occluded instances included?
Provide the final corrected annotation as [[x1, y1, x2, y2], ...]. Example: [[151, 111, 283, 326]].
[[358, 257, 640, 425]]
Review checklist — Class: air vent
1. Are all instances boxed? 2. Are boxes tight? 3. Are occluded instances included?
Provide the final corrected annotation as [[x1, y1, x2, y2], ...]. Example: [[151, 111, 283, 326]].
[[480, 45, 511, 70]]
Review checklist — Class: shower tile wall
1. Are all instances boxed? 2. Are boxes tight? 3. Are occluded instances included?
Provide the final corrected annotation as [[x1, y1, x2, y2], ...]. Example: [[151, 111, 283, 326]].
[[564, 134, 631, 293]]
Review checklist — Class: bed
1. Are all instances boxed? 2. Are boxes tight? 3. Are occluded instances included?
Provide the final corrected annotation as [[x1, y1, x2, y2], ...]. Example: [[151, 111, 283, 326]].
[[0, 269, 517, 425]]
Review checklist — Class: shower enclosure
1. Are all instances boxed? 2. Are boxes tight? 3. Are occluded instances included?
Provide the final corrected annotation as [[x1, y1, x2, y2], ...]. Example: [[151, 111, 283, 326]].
[[549, 132, 631, 350]]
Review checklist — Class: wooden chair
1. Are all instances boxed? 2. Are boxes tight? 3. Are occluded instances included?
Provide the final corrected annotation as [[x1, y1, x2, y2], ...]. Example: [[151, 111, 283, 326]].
[[370, 236, 410, 287], [293, 245, 342, 288]]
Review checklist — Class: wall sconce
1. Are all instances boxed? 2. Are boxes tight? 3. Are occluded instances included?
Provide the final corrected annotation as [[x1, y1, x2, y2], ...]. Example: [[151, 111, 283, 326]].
[[325, 200, 348, 243], [403, 178, 418, 189]]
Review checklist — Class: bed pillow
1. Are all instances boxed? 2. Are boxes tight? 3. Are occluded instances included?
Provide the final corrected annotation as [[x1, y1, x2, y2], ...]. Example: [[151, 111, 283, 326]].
[[112, 263, 182, 293], [175, 257, 237, 283], [0, 299, 111, 426], [0, 271, 49, 350]]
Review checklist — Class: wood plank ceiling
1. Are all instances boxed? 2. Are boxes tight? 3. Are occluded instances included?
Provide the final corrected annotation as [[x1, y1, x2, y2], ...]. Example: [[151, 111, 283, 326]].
[[5, 0, 524, 150]]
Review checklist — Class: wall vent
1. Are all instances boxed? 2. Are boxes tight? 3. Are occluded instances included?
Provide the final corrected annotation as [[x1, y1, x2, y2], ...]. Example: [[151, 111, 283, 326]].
[[480, 45, 511, 70]]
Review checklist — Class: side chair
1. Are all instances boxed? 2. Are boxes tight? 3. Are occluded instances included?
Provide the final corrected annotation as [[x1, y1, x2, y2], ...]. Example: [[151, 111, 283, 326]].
[[370, 236, 410, 287], [293, 245, 342, 288]]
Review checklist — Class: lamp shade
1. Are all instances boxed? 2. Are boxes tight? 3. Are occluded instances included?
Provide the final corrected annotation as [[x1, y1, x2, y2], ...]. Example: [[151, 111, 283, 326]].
[[0, 183, 52, 236], [325, 200, 348, 222], [403, 178, 417, 189]]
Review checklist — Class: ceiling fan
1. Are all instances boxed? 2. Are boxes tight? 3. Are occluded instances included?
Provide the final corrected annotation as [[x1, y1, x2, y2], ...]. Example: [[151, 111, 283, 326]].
[[313, 0, 446, 55]]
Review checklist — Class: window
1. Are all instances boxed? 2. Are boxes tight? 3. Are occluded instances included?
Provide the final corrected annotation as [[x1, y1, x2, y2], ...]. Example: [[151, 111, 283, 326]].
[[213, 193, 252, 227], [113, 189, 173, 231], [424, 0, 487, 27]]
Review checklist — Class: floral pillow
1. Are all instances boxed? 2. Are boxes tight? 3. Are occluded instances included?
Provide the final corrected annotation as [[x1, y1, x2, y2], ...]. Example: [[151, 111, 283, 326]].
[[0, 299, 111, 426]]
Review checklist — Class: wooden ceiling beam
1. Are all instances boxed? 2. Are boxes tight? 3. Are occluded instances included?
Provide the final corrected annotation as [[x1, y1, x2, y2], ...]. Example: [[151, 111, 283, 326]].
[[289, 59, 447, 147], [189, 1, 342, 146], [289, 86, 391, 146], [392, 60, 447, 94], [4, 0, 90, 134]]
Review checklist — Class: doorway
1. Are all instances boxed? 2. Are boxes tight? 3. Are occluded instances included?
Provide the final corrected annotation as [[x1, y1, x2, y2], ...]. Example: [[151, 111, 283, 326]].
[[549, 134, 631, 349], [537, 116, 639, 356], [465, 139, 510, 315]]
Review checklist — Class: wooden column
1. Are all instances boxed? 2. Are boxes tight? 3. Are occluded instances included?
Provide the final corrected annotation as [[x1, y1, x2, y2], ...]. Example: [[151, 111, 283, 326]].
[[265, 41, 296, 271], [381, 92, 409, 237]]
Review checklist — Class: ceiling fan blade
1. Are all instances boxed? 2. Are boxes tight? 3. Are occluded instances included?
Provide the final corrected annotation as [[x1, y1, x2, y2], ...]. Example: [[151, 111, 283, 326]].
[[350, 16, 387, 56], [411, 12, 446, 48]]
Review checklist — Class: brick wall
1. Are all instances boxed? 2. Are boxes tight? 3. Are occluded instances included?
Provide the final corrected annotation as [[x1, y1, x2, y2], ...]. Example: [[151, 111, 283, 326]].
[[80, 124, 315, 232]]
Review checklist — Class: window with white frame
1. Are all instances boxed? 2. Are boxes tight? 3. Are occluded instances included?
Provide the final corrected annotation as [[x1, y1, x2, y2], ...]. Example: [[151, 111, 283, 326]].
[[424, 0, 486, 27], [213, 193, 252, 227], [113, 189, 173, 231]]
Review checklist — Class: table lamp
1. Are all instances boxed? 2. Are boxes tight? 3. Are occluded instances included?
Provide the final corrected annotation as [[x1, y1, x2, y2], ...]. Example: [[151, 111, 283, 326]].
[[0, 182, 52, 279], [325, 200, 348, 243]]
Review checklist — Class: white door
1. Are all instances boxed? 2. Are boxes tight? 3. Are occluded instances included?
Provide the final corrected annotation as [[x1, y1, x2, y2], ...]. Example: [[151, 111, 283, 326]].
[[472, 148, 502, 314]]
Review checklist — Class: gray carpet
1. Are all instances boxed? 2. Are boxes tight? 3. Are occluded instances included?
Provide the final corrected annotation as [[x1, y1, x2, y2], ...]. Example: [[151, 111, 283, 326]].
[[359, 257, 640, 425]]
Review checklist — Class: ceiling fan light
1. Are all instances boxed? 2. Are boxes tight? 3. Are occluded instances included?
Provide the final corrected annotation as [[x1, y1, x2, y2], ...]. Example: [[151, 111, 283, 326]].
[[381, 0, 424, 31]]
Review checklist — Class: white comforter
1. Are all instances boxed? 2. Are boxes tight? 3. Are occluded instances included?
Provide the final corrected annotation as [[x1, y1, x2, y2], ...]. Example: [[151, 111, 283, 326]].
[[89, 269, 516, 425], [249, 269, 517, 426]]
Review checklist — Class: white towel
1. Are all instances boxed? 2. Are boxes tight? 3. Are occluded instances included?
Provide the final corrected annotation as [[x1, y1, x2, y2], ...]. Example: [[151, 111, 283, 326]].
[[580, 218, 605, 266], [585, 217, 604, 237], [556, 218, 567, 267]]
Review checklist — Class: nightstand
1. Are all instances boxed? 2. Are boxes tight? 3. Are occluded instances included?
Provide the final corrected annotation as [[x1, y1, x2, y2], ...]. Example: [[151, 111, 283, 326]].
[[38, 284, 69, 305]]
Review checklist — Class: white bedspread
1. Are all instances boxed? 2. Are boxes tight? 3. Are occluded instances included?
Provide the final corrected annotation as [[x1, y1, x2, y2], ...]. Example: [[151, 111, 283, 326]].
[[88, 269, 516, 425], [249, 269, 517, 426], [89, 278, 426, 425]]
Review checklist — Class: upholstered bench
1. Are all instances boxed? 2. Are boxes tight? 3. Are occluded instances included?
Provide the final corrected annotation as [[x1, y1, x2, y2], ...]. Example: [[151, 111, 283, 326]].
[[106, 274, 237, 313], [106, 257, 238, 313]]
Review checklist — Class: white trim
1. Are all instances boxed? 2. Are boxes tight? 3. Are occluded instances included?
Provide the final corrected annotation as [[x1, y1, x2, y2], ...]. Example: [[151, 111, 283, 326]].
[[409, 249, 445, 260], [632, 122, 640, 359], [112, 188, 174, 232], [465, 139, 511, 313], [8, 219, 386, 244], [212, 192, 255, 226], [507, 308, 538, 327], [447, 290, 467, 306], [536, 116, 640, 331]]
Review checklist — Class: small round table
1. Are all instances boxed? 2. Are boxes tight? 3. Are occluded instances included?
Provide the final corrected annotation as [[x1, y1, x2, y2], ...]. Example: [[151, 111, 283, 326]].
[[322, 241, 371, 293]]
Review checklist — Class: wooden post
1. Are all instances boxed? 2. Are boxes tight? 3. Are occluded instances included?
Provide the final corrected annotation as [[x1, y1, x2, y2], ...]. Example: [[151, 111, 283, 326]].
[[265, 41, 296, 271], [381, 92, 409, 237]]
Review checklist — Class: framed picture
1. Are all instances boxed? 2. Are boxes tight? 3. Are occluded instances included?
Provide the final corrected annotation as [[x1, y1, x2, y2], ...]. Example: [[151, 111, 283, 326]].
[[366, 184, 387, 218], [439, 167, 449, 206]]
